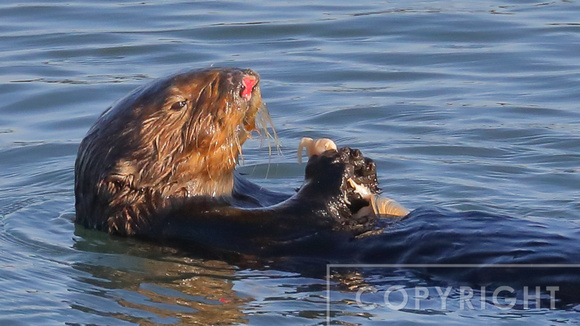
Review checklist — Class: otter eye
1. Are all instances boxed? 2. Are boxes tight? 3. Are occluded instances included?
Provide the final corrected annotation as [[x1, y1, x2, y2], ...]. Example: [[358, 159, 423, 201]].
[[171, 100, 187, 111]]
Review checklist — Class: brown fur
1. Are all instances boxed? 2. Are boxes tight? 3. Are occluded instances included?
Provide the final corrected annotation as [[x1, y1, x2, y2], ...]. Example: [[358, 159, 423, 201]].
[[75, 68, 267, 235]]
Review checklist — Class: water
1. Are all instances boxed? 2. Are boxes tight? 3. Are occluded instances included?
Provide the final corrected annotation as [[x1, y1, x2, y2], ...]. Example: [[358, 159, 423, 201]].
[[1, 0, 579, 324]]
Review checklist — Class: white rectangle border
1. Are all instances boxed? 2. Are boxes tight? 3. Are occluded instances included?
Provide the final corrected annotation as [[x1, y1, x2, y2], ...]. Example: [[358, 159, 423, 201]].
[[325, 264, 580, 325]]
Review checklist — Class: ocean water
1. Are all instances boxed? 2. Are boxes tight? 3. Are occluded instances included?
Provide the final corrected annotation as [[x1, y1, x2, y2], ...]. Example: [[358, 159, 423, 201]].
[[1, 0, 579, 325]]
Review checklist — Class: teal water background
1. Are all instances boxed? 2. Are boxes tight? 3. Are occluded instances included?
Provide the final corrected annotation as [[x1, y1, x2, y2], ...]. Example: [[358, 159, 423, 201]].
[[0, 0, 579, 324]]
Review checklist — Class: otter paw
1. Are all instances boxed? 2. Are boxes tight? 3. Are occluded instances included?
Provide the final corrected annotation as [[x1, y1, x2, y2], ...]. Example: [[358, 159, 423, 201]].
[[300, 141, 409, 230], [337, 147, 409, 218], [336, 147, 380, 213], [300, 145, 380, 231]]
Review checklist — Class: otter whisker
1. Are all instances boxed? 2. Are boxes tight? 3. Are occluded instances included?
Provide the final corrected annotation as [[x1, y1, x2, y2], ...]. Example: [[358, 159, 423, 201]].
[[257, 102, 282, 158], [255, 102, 281, 179], [235, 133, 245, 165]]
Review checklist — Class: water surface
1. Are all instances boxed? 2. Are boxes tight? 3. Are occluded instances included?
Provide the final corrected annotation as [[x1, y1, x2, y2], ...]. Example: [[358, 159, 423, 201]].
[[1, 0, 579, 324]]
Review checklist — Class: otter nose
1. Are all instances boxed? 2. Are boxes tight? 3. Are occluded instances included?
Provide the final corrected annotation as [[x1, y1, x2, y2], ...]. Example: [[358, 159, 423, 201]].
[[241, 75, 257, 100]]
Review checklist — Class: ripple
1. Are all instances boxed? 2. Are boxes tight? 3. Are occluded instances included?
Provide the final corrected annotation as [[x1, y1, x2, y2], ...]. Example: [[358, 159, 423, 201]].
[[1, 0, 580, 324]]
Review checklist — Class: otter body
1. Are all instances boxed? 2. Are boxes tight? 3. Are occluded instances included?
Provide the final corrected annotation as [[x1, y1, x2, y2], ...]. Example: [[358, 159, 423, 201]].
[[75, 68, 580, 298], [75, 68, 379, 249]]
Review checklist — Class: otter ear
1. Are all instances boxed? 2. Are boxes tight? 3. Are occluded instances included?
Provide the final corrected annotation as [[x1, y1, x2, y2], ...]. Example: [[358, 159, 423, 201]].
[[170, 100, 188, 111]]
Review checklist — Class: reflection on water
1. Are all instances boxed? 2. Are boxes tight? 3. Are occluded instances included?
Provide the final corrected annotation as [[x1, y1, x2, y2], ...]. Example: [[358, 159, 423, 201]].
[[72, 240, 247, 325], [1, 0, 580, 324], [71, 227, 332, 325]]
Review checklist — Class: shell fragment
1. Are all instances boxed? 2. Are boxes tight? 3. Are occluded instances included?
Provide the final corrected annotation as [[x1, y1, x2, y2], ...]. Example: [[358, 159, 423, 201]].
[[297, 137, 337, 163]]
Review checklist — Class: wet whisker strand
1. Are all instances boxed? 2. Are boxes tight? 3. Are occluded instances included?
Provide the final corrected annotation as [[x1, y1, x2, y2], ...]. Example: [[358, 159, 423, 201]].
[[258, 102, 282, 157]]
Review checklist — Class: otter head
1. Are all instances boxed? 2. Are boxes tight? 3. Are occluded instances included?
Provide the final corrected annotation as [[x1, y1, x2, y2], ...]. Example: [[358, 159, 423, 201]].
[[128, 67, 265, 197], [75, 67, 273, 233]]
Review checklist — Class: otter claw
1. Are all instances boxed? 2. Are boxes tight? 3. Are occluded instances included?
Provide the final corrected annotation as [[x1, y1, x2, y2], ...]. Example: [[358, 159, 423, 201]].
[[297, 137, 337, 163], [348, 178, 409, 218]]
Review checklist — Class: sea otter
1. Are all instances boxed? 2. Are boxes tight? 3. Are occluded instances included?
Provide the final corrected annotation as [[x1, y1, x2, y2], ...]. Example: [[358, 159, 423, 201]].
[[74, 68, 580, 302], [75, 67, 407, 251]]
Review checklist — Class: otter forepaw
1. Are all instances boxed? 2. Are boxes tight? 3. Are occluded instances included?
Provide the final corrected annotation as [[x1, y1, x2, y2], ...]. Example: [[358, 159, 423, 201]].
[[337, 147, 409, 218], [299, 140, 409, 224], [339, 147, 409, 218], [336, 147, 380, 214]]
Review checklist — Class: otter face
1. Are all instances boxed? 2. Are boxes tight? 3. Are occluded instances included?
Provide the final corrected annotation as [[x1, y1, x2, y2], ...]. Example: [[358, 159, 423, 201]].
[[134, 68, 264, 196]]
